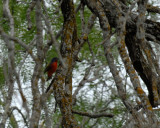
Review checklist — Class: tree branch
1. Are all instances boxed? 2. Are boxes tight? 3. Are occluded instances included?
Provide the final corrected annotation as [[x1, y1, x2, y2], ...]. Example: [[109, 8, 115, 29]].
[[72, 110, 114, 118], [10, 107, 28, 127], [147, 4, 160, 14], [1, 0, 15, 126], [0, 27, 37, 61], [29, 0, 44, 127], [26, 0, 36, 30], [42, 0, 65, 68]]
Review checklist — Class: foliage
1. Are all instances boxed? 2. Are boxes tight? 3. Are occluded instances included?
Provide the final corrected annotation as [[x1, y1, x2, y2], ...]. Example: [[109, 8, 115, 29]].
[[0, 0, 160, 128]]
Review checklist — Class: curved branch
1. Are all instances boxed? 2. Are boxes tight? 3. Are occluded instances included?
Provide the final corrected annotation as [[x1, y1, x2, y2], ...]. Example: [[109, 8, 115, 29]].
[[10, 107, 28, 127]]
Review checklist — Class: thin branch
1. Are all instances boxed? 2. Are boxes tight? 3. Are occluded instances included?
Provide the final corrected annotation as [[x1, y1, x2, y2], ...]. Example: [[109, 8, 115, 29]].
[[72, 110, 114, 118], [55, 28, 63, 39], [14, 71, 30, 119], [10, 107, 28, 127], [26, 0, 36, 30], [146, 33, 160, 45], [53, 0, 63, 14], [72, 14, 96, 63], [147, 4, 160, 14], [96, 32, 114, 46], [42, 0, 66, 68], [2, 58, 9, 86], [136, 0, 160, 107], [54, 2, 81, 40], [72, 63, 93, 105], [18, 36, 36, 74], [0, 27, 37, 61], [29, 1, 44, 127], [41, 101, 51, 128], [87, 40, 95, 65], [80, 3, 85, 34], [75, 2, 82, 13], [1, 0, 15, 126], [85, 0, 135, 113]]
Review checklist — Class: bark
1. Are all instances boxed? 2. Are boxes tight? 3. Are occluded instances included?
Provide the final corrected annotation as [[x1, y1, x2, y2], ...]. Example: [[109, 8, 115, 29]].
[[0, 0, 160, 127], [29, 0, 44, 127], [83, 0, 160, 108], [0, 0, 15, 127], [83, 0, 160, 127], [48, 0, 79, 127]]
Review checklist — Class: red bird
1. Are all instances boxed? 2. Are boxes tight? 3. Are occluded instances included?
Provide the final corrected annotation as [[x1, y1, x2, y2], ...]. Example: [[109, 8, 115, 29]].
[[44, 57, 58, 81]]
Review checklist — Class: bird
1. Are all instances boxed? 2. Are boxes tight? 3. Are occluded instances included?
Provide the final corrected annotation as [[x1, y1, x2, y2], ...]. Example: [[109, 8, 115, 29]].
[[44, 57, 58, 81]]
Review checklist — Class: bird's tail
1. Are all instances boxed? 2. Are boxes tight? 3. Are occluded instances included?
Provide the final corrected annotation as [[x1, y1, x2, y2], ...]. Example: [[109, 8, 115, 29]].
[[45, 78, 55, 93], [45, 84, 52, 93]]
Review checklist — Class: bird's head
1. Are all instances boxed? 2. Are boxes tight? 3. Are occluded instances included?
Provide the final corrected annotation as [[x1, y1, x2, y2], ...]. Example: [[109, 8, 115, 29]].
[[51, 57, 58, 63]]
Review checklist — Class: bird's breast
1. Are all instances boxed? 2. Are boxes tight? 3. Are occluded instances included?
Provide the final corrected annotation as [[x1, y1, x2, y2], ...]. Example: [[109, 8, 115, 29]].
[[51, 62, 57, 72]]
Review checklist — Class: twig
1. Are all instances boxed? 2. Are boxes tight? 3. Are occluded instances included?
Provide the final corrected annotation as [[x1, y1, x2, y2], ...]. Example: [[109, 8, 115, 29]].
[[87, 40, 95, 65]]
